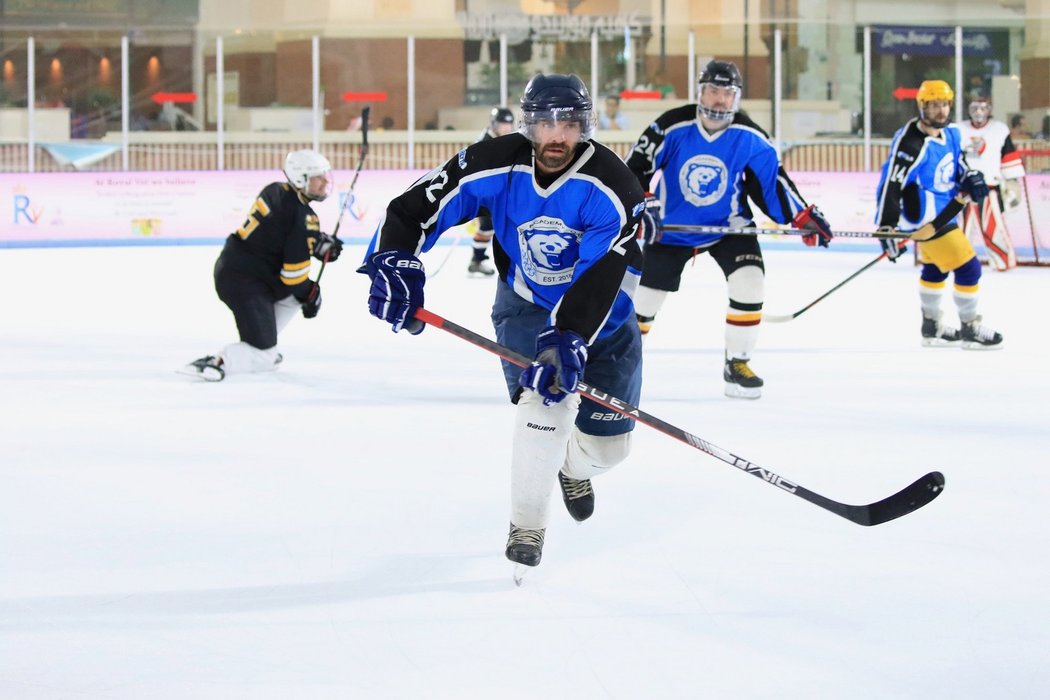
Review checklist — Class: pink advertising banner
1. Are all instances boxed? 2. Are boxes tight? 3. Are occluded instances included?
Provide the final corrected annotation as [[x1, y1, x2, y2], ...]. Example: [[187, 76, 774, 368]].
[[3, 170, 1048, 261], [1, 169, 426, 246]]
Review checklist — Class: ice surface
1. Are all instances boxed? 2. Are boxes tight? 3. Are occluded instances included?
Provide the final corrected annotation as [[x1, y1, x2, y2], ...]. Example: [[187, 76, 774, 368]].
[[1, 242, 1047, 699]]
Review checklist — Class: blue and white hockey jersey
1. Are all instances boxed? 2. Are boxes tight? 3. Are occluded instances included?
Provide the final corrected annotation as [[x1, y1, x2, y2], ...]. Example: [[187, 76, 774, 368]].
[[374, 134, 645, 342], [625, 105, 808, 248], [875, 118, 967, 233]]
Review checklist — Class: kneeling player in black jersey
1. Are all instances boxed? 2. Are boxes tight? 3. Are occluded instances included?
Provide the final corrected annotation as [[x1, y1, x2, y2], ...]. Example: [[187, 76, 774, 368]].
[[180, 149, 342, 381]]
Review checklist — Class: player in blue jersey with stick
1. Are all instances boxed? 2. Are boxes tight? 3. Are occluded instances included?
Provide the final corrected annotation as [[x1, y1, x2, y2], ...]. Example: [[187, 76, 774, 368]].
[[875, 79, 1002, 349], [363, 74, 646, 576], [626, 60, 833, 399]]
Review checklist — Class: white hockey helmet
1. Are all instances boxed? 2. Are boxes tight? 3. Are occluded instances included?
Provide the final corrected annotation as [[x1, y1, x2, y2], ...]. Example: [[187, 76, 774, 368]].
[[283, 149, 333, 201]]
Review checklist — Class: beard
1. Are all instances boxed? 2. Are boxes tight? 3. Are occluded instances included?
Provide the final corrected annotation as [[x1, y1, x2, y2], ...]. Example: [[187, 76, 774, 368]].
[[535, 142, 575, 172]]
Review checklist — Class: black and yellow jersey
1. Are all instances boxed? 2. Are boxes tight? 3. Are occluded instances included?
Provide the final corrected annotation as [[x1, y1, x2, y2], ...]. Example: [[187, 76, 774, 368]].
[[216, 182, 322, 301]]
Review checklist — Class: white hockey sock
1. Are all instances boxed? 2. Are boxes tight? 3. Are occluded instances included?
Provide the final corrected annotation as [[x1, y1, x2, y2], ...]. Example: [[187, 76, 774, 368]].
[[510, 390, 581, 529], [219, 342, 281, 374], [563, 430, 632, 481]]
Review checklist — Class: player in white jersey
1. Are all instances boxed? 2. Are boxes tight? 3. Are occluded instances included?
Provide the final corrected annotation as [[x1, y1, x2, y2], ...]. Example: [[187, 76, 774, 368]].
[[955, 96, 1026, 270], [625, 60, 833, 399], [363, 74, 645, 576]]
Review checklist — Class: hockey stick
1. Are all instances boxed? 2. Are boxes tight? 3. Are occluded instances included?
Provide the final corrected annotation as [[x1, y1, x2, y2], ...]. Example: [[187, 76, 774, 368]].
[[413, 307, 945, 527], [665, 197, 969, 242], [317, 106, 371, 284], [662, 224, 910, 239], [1020, 176, 1041, 265], [765, 251, 889, 323]]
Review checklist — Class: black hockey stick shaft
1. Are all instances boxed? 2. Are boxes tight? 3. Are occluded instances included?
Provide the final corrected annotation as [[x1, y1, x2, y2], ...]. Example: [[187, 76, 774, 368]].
[[661, 224, 910, 239], [765, 251, 889, 323], [318, 106, 371, 284], [414, 307, 945, 526]]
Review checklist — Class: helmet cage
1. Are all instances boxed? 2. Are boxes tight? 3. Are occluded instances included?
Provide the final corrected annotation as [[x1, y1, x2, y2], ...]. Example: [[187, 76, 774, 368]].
[[520, 107, 596, 143], [697, 83, 741, 122], [968, 99, 991, 126]]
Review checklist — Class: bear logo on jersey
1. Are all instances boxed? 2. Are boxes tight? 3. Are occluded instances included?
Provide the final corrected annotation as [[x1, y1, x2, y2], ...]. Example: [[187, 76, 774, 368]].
[[518, 216, 581, 285], [934, 152, 958, 193], [679, 155, 728, 206]]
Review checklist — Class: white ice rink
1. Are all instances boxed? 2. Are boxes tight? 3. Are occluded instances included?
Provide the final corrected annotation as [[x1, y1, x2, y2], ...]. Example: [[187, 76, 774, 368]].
[[2, 241, 1048, 699]]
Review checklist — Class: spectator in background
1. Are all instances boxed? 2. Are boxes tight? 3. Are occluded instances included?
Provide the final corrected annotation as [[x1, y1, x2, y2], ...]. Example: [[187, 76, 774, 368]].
[[598, 95, 628, 130], [1009, 114, 1031, 141]]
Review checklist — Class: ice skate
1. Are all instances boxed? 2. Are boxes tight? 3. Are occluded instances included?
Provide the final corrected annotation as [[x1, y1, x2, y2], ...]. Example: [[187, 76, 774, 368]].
[[960, 316, 1003, 350], [558, 470, 594, 522], [920, 314, 961, 347], [506, 523, 544, 585], [177, 355, 225, 382], [724, 358, 763, 399], [467, 257, 495, 276]]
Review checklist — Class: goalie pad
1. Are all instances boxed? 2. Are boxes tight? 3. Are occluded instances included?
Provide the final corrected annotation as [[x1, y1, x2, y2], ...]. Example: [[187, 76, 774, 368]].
[[962, 189, 1016, 271]]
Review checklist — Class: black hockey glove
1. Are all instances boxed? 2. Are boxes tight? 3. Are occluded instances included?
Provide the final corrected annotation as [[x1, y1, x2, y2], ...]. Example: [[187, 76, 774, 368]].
[[877, 227, 907, 262], [301, 280, 322, 318], [959, 170, 989, 204], [314, 232, 343, 262]]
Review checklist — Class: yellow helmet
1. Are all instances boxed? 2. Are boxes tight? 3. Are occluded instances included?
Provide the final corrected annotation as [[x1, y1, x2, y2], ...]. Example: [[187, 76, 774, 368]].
[[916, 80, 954, 106]]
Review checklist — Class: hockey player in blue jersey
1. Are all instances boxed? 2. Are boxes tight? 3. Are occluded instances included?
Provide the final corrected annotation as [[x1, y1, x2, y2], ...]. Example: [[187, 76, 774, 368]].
[[625, 60, 833, 399], [874, 79, 1002, 349], [363, 74, 646, 574]]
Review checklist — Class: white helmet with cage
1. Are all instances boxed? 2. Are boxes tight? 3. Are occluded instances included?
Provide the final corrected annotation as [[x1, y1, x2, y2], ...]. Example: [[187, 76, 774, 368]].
[[283, 149, 333, 202]]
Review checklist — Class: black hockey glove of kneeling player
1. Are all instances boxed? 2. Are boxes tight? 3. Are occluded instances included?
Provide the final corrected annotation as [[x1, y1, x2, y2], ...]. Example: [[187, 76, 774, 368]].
[[314, 232, 343, 262], [301, 280, 322, 319]]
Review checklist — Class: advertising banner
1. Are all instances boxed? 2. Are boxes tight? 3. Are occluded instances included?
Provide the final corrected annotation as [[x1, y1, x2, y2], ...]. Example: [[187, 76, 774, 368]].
[[2, 170, 1048, 262]]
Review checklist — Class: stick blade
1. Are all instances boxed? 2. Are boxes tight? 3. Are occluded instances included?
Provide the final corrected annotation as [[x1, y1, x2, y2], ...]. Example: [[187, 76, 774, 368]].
[[846, 471, 946, 526]]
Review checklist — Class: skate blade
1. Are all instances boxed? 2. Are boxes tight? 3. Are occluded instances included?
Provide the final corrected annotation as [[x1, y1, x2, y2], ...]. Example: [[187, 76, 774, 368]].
[[175, 365, 224, 382], [724, 383, 761, 400], [512, 564, 532, 586], [961, 341, 1004, 351], [921, 337, 962, 348]]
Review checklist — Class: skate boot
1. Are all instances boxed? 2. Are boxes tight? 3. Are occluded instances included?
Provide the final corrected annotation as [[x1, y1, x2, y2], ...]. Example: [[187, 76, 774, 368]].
[[724, 358, 763, 399], [960, 316, 1003, 350], [505, 523, 545, 567], [178, 355, 225, 382], [467, 256, 495, 276], [558, 470, 595, 522], [920, 314, 961, 347]]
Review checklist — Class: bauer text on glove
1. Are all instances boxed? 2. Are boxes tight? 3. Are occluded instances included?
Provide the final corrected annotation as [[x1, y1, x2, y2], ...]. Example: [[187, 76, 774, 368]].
[[366, 249, 426, 334]]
